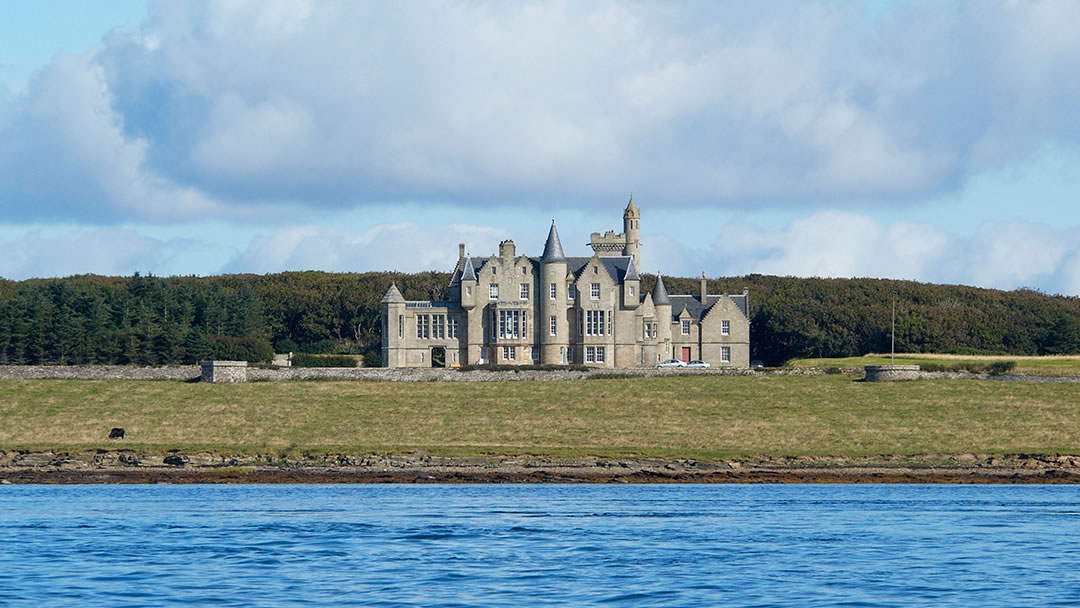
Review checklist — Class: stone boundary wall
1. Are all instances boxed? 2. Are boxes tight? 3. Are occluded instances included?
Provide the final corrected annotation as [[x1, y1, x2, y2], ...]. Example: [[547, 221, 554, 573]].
[[863, 365, 922, 382], [0, 365, 201, 381], [1, 364, 1077, 383]]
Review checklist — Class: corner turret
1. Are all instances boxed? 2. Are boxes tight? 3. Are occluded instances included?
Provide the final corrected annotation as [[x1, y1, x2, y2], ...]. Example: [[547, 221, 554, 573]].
[[622, 256, 640, 309], [540, 220, 569, 363], [652, 274, 672, 357], [459, 256, 478, 309], [381, 283, 407, 367]]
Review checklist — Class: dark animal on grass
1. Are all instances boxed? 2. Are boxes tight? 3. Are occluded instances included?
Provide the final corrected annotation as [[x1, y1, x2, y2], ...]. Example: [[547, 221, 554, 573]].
[[108, 428, 125, 439]]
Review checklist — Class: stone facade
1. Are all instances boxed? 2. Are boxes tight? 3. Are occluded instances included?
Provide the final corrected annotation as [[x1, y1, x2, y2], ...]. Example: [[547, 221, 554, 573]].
[[381, 198, 751, 368]]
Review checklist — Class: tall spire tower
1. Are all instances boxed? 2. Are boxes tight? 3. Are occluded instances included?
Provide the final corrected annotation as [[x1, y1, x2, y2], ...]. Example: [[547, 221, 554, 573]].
[[623, 195, 641, 270]]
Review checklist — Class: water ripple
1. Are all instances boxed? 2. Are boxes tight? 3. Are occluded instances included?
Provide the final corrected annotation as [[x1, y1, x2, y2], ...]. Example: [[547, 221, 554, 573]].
[[2, 484, 1080, 606]]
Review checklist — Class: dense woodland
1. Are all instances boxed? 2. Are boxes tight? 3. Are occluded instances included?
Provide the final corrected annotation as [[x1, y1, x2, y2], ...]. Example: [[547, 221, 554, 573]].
[[1, 271, 1078, 366]]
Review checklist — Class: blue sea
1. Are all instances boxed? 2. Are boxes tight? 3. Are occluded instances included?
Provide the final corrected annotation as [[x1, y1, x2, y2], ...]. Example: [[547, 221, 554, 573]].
[[1, 484, 1079, 607]]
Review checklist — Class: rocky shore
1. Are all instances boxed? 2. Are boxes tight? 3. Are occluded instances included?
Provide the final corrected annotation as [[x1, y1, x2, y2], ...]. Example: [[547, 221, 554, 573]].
[[3, 450, 1079, 484]]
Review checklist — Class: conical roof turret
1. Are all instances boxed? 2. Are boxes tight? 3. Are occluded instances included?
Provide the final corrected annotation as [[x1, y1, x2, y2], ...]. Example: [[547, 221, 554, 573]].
[[381, 283, 405, 304], [460, 255, 477, 282], [540, 220, 567, 263], [624, 256, 640, 281], [624, 194, 639, 218], [651, 274, 670, 306]]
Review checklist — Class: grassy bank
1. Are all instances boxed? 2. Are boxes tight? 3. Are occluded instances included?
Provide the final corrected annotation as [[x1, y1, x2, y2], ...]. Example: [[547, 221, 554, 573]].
[[787, 353, 1080, 376], [3, 375, 1080, 460]]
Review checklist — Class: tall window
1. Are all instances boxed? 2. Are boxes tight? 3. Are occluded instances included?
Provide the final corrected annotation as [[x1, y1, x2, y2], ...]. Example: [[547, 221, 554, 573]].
[[629, 286, 635, 297], [520, 284, 529, 300], [721, 320, 730, 335], [644, 322, 653, 339], [568, 284, 576, 299], [398, 315, 404, 338], [595, 346, 605, 363], [590, 283, 600, 299], [489, 284, 499, 299], [608, 310, 613, 335], [567, 347, 573, 363], [721, 346, 731, 363], [586, 310, 606, 336], [550, 283, 557, 299], [681, 320, 690, 335], [550, 315, 557, 336], [449, 318, 459, 338], [498, 310, 521, 339], [433, 315, 445, 339], [585, 346, 595, 363]]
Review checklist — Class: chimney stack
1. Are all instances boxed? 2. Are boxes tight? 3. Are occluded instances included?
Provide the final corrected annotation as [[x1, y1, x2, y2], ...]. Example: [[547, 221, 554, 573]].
[[459, 243, 466, 259], [700, 271, 708, 303]]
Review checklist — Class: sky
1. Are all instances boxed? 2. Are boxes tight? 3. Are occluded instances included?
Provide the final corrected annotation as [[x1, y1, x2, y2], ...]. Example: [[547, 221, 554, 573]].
[[1, 0, 1079, 295]]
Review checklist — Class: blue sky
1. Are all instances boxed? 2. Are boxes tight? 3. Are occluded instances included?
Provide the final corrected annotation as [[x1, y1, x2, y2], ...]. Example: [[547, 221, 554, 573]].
[[1, 1, 1079, 295]]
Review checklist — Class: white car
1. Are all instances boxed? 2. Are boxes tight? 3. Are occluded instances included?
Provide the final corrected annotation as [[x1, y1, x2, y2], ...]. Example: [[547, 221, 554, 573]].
[[655, 359, 687, 368], [686, 360, 711, 369]]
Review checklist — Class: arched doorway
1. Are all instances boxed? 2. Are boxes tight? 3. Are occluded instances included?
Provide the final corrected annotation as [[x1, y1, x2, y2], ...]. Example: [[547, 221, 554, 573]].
[[431, 347, 446, 368]]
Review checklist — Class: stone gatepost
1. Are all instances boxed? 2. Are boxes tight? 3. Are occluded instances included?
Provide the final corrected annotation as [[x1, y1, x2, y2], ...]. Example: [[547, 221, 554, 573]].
[[200, 361, 249, 383]]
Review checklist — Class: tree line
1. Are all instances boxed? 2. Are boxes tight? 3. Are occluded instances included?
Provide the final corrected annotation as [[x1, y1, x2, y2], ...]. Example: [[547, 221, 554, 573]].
[[1, 271, 1078, 366]]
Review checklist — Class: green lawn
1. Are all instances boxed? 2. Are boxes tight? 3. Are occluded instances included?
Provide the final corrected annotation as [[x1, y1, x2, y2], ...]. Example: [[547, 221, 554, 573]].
[[786, 353, 1080, 376], [2, 375, 1079, 459]]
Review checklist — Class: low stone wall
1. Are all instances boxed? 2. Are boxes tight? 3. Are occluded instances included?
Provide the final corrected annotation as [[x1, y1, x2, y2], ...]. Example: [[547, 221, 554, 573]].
[[864, 365, 922, 382], [0, 365, 200, 381], [0, 364, 777, 382], [2, 364, 1076, 383]]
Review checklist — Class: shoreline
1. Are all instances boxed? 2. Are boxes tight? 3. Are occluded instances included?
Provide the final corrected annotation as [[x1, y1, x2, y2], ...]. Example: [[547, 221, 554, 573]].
[[4, 451, 1080, 484]]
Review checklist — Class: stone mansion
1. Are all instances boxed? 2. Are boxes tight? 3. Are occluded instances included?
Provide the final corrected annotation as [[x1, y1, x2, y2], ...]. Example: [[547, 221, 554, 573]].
[[380, 198, 750, 368]]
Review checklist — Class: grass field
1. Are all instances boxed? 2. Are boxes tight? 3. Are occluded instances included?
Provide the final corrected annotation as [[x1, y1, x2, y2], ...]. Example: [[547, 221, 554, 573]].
[[2, 374, 1080, 459], [786, 353, 1080, 376]]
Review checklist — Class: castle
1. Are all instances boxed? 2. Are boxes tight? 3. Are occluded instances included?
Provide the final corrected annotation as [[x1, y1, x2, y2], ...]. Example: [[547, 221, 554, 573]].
[[380, 198, 750, 368]]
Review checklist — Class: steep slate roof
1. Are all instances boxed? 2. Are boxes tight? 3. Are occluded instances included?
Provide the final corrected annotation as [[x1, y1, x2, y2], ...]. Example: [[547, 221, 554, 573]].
[[540, 221, 567, 262], [651, 275, 671, 306], [668, 294, 749, 322], [459, 255, 477, 282], [381, 283, 405, 304], [449, 256, 489, 286], [624, 256, 640, 281], [728, 293, 749, 318], [561, 256, 636, 283]]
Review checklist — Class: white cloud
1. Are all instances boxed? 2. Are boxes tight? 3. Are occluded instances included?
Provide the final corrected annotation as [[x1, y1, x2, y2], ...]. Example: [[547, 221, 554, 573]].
[[702, 211, 1080, 295], [0, 52, 221, 222], [3, 1, 1080, 221], [0, 229, 164, 280], [222, 222, 505, 275]]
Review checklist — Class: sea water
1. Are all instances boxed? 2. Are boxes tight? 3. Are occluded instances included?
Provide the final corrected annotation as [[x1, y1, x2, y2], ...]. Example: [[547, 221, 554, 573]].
[[1, 484, 1079, 607]]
